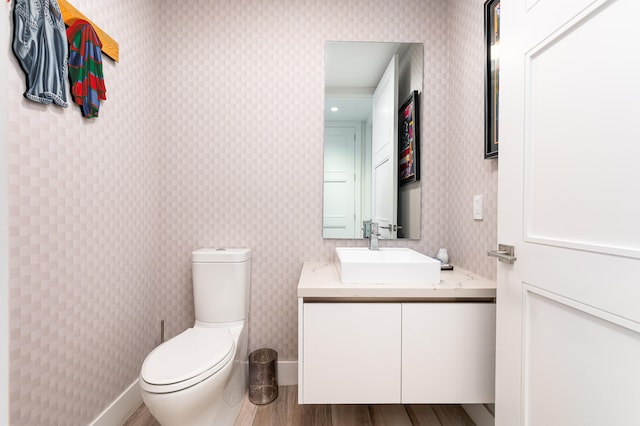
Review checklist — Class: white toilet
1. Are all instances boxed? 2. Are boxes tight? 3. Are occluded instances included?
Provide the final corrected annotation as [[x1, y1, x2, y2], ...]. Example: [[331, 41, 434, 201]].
[[140, 248, 251, 426]]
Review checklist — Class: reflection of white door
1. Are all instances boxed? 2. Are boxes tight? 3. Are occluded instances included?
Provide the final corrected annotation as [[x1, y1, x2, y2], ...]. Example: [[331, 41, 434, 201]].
[[323, 124, 361, 238], [496, 1, 640, 425], [371, 55, 398, 239]]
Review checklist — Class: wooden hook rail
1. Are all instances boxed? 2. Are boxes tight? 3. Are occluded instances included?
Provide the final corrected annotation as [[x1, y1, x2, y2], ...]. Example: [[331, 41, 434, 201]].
[[58, 0, 119, 62]]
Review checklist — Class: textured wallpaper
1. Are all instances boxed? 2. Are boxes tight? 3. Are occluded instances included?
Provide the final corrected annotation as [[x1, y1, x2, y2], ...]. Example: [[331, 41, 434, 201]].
[[156, 0, 451, 360], [5, 0, 497, 424], [6, 1, 161, 424], [447, 0, 498, 279]]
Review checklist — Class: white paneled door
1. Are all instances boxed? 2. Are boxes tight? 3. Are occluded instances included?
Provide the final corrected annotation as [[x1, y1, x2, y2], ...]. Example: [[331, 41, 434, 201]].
[[371, 55, 398, 239], [323, 124, 360, 238], [497, 0, 640, 425]]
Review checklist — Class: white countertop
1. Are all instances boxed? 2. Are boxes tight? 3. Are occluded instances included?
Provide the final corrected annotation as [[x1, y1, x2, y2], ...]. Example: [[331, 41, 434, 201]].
[[297, 262, 496, 299]]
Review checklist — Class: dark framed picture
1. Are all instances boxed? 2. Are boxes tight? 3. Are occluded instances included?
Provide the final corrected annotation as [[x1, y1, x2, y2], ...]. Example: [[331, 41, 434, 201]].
[[484, 0, 500, 159], [398, 91, 420, 186]]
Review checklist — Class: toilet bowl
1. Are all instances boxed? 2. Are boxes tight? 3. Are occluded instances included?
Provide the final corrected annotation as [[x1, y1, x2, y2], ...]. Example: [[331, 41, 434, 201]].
[[140, 323, 247, 426], [140, 248, 251, 426]]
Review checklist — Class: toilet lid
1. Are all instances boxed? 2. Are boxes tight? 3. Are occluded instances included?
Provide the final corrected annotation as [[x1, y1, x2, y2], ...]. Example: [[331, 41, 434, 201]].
[[141, 327, 234, 387]]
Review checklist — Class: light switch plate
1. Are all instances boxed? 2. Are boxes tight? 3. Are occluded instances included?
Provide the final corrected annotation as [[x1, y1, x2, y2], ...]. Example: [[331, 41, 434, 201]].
[[473, 195, 484, 220]]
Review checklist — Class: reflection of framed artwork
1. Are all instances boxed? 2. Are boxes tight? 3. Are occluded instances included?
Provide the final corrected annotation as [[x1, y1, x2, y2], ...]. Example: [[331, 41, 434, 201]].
[[484, 0, 500, 159], [399, 91, 420, 186]]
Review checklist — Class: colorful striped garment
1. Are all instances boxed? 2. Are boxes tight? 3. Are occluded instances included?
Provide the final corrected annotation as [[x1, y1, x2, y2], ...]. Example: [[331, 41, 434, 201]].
[[67, 20, 106, 118]]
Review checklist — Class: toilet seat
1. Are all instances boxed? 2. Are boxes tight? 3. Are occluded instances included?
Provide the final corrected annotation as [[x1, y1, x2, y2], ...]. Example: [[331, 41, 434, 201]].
[[140, 327, 235, 394]]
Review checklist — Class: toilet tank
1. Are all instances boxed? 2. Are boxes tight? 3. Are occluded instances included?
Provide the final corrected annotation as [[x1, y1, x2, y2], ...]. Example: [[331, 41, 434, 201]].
[[191, 248, 251, 323]]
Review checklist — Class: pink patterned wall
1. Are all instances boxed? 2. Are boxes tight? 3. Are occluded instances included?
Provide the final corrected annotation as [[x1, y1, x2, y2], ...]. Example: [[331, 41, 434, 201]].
[[156, 0, 451, 359], [5, 0, 496, 424], [6, 1, 161, 424], [447, 0, 498, 280]]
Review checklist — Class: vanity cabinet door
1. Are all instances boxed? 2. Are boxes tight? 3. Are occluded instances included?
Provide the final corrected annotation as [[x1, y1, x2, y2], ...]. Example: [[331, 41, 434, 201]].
[[402, 303, 496, 403], [302, 303, 401, 403]]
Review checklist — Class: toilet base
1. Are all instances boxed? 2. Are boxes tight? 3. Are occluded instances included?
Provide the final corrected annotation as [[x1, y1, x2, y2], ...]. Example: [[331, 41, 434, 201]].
[[142, 359, 229, 425], [141, 325, 248, 426]]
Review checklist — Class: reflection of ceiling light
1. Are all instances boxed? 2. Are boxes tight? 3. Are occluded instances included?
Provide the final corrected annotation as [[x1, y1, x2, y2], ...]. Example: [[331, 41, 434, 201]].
[[330, 106, 339, 112]]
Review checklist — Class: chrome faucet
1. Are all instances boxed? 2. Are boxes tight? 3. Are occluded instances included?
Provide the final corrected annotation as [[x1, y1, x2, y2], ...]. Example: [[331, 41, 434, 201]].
[[364, 220, 380, 250], [369, 222, 380, 250]]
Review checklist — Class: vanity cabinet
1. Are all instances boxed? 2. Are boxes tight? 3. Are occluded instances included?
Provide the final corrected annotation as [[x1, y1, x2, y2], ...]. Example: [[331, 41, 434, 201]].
[[402, 303, 496, 403], [302, 303, 401, 403], [297, 262, 497, 405]]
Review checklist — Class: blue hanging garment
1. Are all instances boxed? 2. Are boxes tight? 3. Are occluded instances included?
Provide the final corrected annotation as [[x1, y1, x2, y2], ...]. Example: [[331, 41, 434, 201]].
[[12, 0, 69, 107]]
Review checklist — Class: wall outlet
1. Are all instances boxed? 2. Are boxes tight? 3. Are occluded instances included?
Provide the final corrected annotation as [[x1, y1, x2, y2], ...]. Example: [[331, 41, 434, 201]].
[[473, 195, 484, 220]]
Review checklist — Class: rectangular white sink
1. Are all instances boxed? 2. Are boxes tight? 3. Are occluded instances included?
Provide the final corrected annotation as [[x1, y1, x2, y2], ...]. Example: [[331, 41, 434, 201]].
[[335, 247, 441, 284]]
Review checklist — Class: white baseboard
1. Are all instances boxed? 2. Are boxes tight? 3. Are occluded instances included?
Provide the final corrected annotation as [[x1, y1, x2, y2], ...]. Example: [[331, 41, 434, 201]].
[[90, 379, 142, 426], [88, 361, 296, 425], [462, 404, 495, 426], [277, 361, 298, 386]]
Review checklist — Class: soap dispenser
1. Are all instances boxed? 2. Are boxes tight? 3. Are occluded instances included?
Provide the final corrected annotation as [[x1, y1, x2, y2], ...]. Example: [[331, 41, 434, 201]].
[[436, 248, 449, 264]]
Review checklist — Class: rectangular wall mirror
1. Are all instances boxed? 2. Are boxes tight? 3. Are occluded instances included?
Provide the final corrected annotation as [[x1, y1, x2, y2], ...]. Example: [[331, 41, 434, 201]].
[[323, 41, 423, 240]]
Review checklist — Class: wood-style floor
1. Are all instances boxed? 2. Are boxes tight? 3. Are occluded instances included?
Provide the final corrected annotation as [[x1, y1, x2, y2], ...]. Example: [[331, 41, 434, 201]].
[[123, 385, 475, 426]]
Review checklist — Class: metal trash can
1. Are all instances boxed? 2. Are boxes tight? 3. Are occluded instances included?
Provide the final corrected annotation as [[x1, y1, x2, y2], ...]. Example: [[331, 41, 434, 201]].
[[248, 348, 278, 405]]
